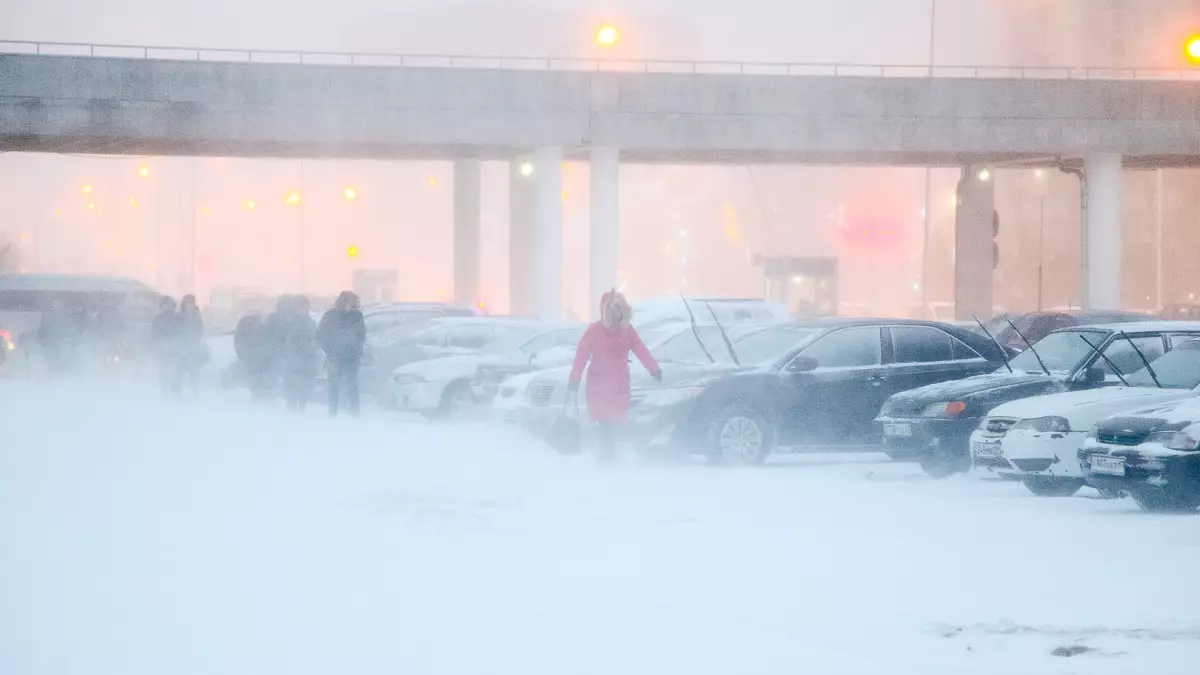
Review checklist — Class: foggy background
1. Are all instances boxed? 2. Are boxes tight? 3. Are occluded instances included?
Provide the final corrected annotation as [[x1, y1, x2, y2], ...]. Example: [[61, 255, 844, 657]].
[[4, 0, 1200, 320]]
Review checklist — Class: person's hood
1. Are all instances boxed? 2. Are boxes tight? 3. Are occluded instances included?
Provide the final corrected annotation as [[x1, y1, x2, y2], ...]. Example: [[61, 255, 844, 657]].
[[990, 387, 1198, 427]]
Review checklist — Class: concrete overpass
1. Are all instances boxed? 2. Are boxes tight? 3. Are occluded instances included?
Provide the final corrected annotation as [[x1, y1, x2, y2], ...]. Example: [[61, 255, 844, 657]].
[[4, 47, 1200, 317]]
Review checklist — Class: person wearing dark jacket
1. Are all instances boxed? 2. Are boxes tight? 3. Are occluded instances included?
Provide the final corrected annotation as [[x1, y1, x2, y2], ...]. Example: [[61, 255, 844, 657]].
[[150, 296, 183, 397], [234, 313, 272, 403], [282, 295, 319, 413], [177, 295, 207, 397], [318, 291, 366, 417]]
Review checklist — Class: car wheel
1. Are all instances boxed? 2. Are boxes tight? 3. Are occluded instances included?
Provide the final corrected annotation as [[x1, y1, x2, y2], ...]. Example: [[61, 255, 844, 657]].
[[919, 448, 971, 479], [1022, 476, 1084, 497], [1131, 489, 1200, 514], [708, 407, 774, 466], [439, 382, 474, 419]]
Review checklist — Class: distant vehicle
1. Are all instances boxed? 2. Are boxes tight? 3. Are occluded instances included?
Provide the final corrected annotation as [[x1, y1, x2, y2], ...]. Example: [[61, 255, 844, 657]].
[[1159, 303, 1200, 321], [386, 323, 584, 417], [620, 319, 1007, 465], [1080, 396, 1200, 512], [0, 274, 160, 350], [978, 310, 1151, 352], [631, 297, 790, 332], [879, 321, 1200, 477], [974, 337, 1200, 496], [384, 319, 561, 416]]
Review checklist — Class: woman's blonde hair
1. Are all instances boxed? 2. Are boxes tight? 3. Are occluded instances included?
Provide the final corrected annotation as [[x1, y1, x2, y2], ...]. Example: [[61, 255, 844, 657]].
[[602, 291, 632, 329]]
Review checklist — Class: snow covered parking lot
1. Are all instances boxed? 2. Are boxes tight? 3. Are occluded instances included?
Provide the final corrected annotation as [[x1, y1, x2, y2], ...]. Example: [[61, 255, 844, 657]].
[[3, 380, 1200, 675]]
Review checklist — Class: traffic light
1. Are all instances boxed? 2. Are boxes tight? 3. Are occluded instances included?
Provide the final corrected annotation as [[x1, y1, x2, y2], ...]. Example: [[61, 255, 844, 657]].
[[992, 210, 1000, 270]]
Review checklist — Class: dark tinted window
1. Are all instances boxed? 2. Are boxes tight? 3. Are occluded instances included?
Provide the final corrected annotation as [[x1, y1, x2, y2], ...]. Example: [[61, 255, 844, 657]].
[[1028, 314, 1078, 340], [448, 325, 496, 349], [800, 327, 881, 368], [892, 326, 954, 364], [951, 337, 982, 361]]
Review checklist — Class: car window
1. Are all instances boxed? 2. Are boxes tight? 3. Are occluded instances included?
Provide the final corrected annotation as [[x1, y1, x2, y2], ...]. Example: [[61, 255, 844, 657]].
[[1126, 339, 1200, 389], [656, 327, 731, 364], [1097, 335, 1165, 378], [1028, 315, 1077, 341], [448, 325, 496, 349], [891, 326, 954, 364], [1008, 329, 1104, 374], [519, 329, 583, 356], [1166, 333, 1200, 350], [415, 327, 446, 347], [800, 327, 881, 369], [951, 336, 983, 361], [363, 312, 397, 332]]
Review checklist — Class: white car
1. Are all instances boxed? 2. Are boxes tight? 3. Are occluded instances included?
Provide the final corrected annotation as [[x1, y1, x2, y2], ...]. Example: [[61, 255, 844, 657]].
[[387, 324, 583, 418], [971, 337, 1200, 496]]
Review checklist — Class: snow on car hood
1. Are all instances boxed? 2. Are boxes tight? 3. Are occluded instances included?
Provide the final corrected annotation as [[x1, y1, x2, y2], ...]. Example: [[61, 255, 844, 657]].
[[888, 371, 1064, 405], [990, 387, 1199, 427], [395, 354, 489, 381]]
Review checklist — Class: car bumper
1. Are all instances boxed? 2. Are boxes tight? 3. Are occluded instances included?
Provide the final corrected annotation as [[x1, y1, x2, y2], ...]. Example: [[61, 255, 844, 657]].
[[1079, 445, 1200, 494], [387, 381, 445, 412], [625, 400, 703, 456], [996, 429, 1087, 478], [876, 416, 978, 459]]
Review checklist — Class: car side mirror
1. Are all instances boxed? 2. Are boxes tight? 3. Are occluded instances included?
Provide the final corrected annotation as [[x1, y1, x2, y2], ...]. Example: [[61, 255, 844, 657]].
[[1084, 367, 1106, 386], [788, 356, 819, 373]]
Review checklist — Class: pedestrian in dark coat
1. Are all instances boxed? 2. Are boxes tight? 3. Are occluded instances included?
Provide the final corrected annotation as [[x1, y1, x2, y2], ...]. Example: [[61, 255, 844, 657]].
[[178, 295, 207, 397], [234, 313, 271, 403], [568, 291, 662, 460], [318, 291, 367, 417], [282, 295, 319, 413], [150, 296, 183, 397]]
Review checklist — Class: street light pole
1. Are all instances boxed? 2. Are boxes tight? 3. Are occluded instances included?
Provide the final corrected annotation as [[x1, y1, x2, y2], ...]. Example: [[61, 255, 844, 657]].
[[1037, 194, 1045, 310], [920, 0, 937, 312]]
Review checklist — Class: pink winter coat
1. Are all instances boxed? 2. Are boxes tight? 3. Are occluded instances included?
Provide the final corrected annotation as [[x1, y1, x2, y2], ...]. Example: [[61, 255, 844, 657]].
[[569, 292, 660, 423]]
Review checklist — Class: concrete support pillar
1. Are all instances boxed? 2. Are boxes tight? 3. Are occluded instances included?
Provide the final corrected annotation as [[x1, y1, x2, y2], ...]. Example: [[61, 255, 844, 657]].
[[954, 165, 996, 320], [508, 158, 536, 316], [1084, 153, 1123, 310], [533, 147, 564, 319], [589, 147, 620, 319], [452, 159, 481, 308]]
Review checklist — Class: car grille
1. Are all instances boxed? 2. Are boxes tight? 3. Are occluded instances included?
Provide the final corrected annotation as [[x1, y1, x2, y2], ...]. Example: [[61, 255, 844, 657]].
[[529, 382, 555, 407], [1097, 431, 1147, 446], [986, 417, 1019, 434]]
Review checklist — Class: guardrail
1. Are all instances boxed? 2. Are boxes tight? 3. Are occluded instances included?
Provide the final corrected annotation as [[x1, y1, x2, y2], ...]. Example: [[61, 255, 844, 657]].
[[4, 39, 1200, 81]]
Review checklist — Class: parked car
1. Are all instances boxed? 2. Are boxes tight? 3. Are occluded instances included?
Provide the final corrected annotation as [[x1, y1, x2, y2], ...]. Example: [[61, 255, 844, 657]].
[[631, 297, 790, 332], [978, 310, 1151, 352], [617, 319, 1007, 465], [972, 337, 1200, 496], [385, 323, 583, 417], [1080, 396, 1200, 512], [879, 321, 1200, 477], [495, 322, 775, 434]]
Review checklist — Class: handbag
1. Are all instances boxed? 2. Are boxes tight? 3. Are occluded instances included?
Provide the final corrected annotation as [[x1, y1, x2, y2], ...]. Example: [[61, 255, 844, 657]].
[[545, 391, 582, 455]]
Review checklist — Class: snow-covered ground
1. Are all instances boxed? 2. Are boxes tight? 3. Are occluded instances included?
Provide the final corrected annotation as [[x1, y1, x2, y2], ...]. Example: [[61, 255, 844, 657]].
[[3, 379, 1200, 675]]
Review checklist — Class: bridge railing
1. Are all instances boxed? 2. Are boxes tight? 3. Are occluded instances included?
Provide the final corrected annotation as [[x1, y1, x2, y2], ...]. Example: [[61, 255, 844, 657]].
[[4, 39, 1200, 81]]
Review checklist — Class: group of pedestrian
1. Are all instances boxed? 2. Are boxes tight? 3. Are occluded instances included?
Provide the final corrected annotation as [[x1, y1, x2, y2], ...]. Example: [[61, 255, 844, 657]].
[[150, 294, 207, 398], [233, 290, 365, 416]]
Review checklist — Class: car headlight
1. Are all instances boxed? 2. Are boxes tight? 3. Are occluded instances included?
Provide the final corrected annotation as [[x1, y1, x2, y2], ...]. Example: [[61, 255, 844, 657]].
[[1012, 416, 1071, 433], [392, 373, 426, 385], [637, 387, 705, 407], [1146, 431, 1200, 451], [921, 401, 967, 418], [878, 398, 896, 417]]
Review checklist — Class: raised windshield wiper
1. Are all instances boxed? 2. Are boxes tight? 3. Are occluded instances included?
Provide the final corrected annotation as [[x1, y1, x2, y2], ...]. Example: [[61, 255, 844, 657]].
[[704, 301, 740, 366], [1079, 335, 1130, 387], [680, 295, 716, 364], [1005, 318, 1051, 376], [972, 314, 1013, 374], [1119, 331, 1162, 388]]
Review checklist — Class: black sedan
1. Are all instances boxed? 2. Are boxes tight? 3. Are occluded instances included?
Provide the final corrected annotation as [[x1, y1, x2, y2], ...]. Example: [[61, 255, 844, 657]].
[[626, 319, 1009, 464], [877, 321, 1200, 477], [980, 310, 1151, 353], [1079, 397, 1200, 512]]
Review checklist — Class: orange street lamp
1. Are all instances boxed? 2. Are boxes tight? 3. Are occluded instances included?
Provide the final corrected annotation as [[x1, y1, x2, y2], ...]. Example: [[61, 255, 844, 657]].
[[244, 199, 257, 210], [138, 166, 150, 178], [595, 24, 620, 47], [1187, 36, 1200, 63], [82, 184, 93, 194], [343, 187, 357, 201], [347, 245, 359, 258], [284, 192, 300, 206]]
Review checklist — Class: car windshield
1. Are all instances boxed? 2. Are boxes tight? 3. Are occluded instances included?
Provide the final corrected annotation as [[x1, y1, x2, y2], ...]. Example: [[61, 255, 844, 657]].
[[1126, 341, 1200, 389], [1003, 329, 1106, 375], [730, 325, 820, 364], [480, 326, 544, 354]]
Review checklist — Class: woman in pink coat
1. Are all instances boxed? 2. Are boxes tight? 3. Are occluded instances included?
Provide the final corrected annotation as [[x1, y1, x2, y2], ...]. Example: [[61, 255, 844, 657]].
[[568, 291, 662, 458]]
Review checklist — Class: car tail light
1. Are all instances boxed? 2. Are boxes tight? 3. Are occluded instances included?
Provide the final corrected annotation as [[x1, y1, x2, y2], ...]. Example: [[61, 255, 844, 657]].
[[0, 330, 12, 350]]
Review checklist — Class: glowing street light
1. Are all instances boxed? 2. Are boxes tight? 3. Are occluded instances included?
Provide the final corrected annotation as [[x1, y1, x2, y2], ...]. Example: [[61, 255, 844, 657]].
[[347, 245, 359, 258], [284, 192, 301, 206], [129, 197, 140, 207], [244, 199, 256, 210], [518, 161, 534, 178], [138, 166, 150, 178], [595, 24, 620, 47], [82, 184, 93, 194], [343, 187, 357, 201], [978, 168, 992, 182], [1187, 36, 1200, 63]]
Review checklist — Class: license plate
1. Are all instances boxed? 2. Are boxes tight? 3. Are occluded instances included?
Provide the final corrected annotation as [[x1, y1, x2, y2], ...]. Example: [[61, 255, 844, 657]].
[[884, 423, 912, 437], [1091, 455, 1126, 476], [973, 440, 1001, 458]]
